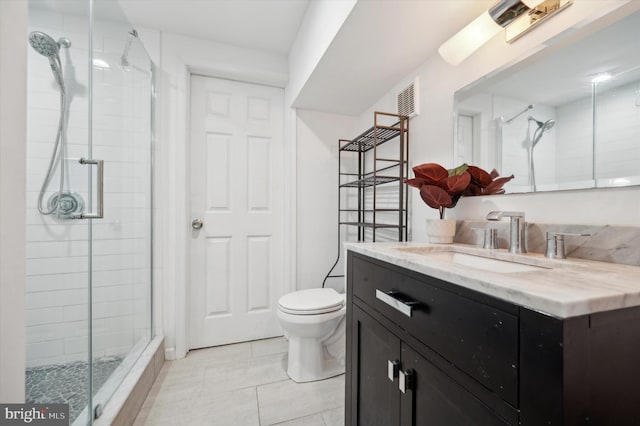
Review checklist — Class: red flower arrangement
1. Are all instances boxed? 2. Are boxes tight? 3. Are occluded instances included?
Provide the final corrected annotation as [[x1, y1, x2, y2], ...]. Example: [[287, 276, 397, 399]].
[[405, 163, 514, 219]]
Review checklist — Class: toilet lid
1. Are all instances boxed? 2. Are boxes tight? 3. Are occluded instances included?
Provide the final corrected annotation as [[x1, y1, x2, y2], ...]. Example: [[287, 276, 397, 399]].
[[279, 288, 345, 315]]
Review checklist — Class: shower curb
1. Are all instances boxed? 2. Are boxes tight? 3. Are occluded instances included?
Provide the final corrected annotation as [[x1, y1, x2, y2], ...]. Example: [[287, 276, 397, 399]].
[[93, 336, 165, 426]]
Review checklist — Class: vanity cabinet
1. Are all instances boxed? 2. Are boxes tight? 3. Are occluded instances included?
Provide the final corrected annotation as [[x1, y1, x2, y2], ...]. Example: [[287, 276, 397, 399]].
[[351, 304, 510, 426], [345, 251, 640, 425]]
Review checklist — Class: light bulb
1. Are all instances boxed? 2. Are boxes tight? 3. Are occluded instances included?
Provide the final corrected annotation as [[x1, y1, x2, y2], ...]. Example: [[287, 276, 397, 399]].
[[438, 12, 501, 66], [521, 0, 545, 8]]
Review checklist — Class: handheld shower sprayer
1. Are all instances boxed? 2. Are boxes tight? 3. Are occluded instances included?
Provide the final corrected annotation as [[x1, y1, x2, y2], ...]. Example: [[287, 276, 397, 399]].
[[28, 31, 70, 92], [526, 116, 556, 192], [528, 116, 555, 147], [29, 31, 81, 218]]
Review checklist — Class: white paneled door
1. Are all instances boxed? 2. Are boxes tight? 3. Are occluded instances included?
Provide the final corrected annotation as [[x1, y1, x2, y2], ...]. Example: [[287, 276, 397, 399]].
[[189, 75, 285, 349]]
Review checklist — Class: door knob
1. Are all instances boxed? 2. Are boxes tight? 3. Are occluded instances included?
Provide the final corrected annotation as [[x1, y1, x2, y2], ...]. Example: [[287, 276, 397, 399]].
[[192, 219, 203, 229]]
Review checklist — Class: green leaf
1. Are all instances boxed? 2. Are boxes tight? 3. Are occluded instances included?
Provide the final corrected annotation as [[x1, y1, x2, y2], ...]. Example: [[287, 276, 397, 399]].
[[448, 163, 468, 176]]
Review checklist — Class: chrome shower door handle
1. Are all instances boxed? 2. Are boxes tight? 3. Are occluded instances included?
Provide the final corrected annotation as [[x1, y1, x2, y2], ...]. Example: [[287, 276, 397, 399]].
[[76, 158, 104, 219]]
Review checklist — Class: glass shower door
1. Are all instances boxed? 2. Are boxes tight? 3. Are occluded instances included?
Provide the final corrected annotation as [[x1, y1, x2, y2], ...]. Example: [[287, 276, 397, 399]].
[[26, 0, 153, 424], [89, 0, 153, 417]]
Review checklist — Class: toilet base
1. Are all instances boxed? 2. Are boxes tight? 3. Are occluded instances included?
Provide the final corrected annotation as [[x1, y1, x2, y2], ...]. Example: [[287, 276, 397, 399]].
[[286, 336, 345, 383]]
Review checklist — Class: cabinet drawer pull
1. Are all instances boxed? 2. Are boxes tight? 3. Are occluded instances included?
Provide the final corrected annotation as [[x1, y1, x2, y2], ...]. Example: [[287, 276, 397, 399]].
[[399, 369, 413, 393], [387, 360, 400, 382], [375, 289, 416, 317]]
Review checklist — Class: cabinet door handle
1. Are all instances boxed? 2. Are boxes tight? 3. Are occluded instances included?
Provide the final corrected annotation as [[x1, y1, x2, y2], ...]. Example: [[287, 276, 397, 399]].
[[387, 360, 400, 382], [399, 369, 413, 394], [375, 289, 416, 317]]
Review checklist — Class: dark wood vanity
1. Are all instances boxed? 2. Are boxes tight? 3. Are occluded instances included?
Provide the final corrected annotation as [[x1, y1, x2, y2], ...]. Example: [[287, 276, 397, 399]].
[[345, 251, 640, 425]]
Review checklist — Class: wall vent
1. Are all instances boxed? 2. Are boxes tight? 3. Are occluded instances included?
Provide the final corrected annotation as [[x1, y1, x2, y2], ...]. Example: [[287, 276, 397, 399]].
[[397, 77, 419, 118]]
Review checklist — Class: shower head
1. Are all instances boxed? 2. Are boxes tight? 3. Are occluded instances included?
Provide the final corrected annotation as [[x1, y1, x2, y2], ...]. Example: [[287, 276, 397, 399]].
[[28, 31, 70, 92], [121, 29, 139, 70], [29, 31, 60, 57], [530, 118, 555, 148], [529, 116, 555, 131]]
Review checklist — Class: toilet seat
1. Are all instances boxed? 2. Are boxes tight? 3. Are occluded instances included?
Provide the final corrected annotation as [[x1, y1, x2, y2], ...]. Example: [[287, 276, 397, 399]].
[[278, 288, 345, 315]]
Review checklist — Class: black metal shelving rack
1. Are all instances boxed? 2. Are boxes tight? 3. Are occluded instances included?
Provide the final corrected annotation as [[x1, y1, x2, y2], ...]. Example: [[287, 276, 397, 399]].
[[323, 111, 409, 286]]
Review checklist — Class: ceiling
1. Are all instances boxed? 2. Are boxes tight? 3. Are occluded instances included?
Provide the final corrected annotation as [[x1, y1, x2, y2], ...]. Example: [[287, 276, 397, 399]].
[[116, 0, 494, 115], [292, 0, 491, 115], [117, 0, 310, 55]]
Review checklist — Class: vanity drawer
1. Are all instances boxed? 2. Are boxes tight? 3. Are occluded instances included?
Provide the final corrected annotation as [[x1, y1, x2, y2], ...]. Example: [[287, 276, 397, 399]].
[[351, 253, 519, 407]]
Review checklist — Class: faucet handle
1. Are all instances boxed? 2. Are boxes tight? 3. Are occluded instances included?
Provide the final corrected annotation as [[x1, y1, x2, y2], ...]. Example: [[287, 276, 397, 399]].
[[545, 231, 591, 259], [472, 227, 498, 249]]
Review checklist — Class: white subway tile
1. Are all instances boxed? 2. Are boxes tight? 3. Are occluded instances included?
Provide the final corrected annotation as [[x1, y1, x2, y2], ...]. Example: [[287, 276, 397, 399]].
[[26, 307, 65, 326], [26, 340, 65, 362]]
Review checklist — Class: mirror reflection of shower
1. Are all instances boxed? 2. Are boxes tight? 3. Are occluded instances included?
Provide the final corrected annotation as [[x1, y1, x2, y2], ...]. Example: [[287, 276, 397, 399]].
[[28, 31, 84, 218], [527, 116, 555, 191], [502, 104, 534, 124]]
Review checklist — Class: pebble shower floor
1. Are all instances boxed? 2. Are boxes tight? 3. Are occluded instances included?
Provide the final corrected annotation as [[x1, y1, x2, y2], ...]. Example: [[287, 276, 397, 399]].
[[26, 356, 123, 423]]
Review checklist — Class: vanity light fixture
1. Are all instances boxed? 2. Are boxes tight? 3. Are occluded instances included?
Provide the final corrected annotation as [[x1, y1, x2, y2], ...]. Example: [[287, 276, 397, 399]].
[[439, 0, 572, 66]]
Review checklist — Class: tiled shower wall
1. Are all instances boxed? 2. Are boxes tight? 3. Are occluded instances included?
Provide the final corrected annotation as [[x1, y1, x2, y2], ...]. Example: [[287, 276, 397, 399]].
[[556, 79, 640, 183], [26, 7, 151, 367], [460, 81, 639, 192], [494, 81, 640, 189]]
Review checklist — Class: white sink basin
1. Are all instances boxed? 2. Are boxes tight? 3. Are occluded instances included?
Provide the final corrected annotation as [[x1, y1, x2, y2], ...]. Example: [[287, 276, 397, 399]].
[[393, 246, 551, 273], [429, 252, 547, 273]]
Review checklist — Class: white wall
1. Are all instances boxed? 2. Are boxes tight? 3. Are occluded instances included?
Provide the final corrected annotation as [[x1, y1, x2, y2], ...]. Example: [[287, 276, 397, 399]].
[[296, 110, 358, 292], [287, 0, 357, 107], [0, 0, 27, 403], [358, 0, 640, 235]]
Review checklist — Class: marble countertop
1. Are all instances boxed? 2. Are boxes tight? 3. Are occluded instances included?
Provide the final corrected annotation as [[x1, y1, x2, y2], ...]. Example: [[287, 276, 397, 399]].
[[345, 242, 640, 318]]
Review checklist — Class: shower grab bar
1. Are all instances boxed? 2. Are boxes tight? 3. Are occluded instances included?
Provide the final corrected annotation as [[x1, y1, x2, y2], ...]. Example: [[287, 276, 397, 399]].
[[74, 158, 104, 219]]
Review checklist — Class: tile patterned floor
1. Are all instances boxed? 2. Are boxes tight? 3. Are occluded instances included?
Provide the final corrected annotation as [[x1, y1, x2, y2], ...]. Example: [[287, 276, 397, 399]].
[[26, 356, 124, 424], [133, 337, 345, 426]]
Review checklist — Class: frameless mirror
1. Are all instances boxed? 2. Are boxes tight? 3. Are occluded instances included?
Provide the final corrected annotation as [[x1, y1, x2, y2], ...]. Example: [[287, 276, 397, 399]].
[[454, 8, 640, 193]]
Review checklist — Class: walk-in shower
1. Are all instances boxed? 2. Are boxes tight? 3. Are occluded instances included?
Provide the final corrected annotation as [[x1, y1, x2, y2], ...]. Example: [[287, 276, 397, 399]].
[[26, 1, 153, 424]]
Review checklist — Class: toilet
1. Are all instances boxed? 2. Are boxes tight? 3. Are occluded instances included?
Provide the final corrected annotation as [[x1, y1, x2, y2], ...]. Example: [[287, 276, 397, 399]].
[[277, 288, 346, 383]]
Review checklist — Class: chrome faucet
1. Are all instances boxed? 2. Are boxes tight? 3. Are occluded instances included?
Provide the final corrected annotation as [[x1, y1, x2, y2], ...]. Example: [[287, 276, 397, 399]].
[[545, 231, 591, 259], [486, 211, 527, 254]]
